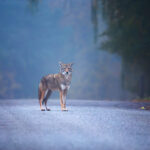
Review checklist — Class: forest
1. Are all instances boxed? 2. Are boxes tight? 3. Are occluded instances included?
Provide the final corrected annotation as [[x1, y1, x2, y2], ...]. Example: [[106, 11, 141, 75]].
[[92, 0, 150, 98]]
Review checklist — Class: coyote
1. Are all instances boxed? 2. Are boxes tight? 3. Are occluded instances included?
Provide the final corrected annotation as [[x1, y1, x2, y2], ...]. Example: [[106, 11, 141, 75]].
[[38, 62, 73, 111]]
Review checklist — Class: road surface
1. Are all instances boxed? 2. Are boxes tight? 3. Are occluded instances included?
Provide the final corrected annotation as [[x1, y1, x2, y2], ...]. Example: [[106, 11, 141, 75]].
[[0, 99, 150, 150]]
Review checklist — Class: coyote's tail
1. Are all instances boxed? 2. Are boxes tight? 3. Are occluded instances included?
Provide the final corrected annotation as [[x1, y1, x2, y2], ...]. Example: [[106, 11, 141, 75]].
[[38, 84, 42, 103]]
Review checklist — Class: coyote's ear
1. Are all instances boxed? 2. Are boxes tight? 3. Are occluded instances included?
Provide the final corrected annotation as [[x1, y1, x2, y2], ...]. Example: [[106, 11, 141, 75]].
[[59, 61, 62, 67], [70, 63, 74, 67]]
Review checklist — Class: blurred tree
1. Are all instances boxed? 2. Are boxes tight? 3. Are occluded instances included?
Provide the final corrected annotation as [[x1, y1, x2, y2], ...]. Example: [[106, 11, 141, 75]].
[[91, 0, 99, 42], [92, 0, 150, 98], [28, 0, 40, 14]]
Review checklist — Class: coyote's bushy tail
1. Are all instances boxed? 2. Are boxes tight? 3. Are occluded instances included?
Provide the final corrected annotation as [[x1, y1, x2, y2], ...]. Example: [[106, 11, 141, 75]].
[[38, 84, 42, 103], [38, 79, 51, 105]]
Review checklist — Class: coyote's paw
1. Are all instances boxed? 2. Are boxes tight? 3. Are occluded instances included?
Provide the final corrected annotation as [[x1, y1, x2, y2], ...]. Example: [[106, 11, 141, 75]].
[[61, 107, 68, 111], [46, 108, 51, 111]]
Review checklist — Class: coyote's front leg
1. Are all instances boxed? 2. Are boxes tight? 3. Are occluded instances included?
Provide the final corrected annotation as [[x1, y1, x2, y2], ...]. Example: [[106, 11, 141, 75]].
[[60, 90, 68, 111]]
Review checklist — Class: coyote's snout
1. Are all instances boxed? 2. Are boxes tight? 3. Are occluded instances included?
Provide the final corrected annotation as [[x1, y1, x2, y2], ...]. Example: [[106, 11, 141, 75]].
[[38, 62, 73, 111]]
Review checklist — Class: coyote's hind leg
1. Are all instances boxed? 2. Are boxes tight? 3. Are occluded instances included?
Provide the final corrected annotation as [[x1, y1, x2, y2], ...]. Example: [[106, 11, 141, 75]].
[[43, 90, 52, 111], [39, 90, 46, 111]]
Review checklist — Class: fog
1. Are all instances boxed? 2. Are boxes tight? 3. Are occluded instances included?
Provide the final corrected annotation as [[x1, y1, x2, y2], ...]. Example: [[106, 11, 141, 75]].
[[1, 0, 149, 100]]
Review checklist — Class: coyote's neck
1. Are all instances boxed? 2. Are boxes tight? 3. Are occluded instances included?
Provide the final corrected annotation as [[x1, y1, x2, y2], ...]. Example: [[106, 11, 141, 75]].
[[60, 73, 72, 81]]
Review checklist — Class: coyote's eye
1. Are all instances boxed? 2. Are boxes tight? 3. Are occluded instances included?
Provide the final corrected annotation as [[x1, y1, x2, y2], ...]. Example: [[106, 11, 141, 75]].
[[62, 68, 65, 71], [68, 68, 72, 71]]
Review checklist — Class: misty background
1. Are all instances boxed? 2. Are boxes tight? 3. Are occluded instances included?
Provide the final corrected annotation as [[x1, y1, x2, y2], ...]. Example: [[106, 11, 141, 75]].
[[0, 0, 149, 100]]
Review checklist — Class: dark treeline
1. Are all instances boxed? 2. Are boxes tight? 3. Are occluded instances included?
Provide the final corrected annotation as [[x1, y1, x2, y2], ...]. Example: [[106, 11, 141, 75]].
[[92, 0, 150, 98]]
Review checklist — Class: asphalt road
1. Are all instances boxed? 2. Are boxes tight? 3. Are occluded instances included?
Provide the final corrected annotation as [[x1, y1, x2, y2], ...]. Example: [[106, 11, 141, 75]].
[[0, 99, 150, 150]]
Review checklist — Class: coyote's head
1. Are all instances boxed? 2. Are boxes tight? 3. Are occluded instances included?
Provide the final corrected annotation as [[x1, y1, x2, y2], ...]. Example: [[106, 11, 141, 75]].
[[59, 62, 73, 76]]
